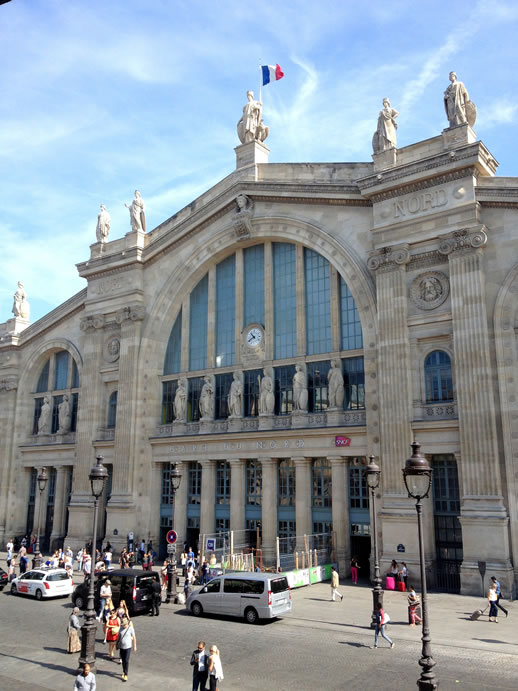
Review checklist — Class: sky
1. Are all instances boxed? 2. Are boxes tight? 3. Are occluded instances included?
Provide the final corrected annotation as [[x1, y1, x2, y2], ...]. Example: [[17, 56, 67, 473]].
[[1, 0, 518, 323]]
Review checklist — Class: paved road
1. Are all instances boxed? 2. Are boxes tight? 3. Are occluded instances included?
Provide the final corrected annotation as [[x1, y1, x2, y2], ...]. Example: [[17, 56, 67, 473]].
[[0, 576, 516, 690]]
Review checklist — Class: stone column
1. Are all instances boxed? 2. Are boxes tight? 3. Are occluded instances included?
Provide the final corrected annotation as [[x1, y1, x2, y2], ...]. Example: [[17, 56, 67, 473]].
[[173, 461, 188, 549], [199, 460, 216, 539], [330, 456, 349, 574], [439, 228, 513, 593], [50, 466, 68, 548], [294, 457, 311, 550], [229, 458, 246, 538], [261, 458, 278, 564]]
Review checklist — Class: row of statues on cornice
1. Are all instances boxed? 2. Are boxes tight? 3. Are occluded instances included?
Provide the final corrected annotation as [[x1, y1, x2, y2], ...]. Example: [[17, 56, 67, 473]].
[[95, 190, 146, 244], [172, 360, 346, 422]]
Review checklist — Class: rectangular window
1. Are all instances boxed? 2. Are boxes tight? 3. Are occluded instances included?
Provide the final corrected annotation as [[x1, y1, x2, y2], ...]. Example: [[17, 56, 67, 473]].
[[71, 360, 80, 388], [26, 468, 37, 535], [215, 255, 236, 368], [312, 459, 332, 508], [216, 461, 230, 505], [307, 361, 330, 412], [216, 518, 230, 533], [44, 468, 57, 543], [274, 365, 296, 415], [187, 377, 204, 422], [243, 369, 262, 417], [348, 466, 369, 509], [278, 520, 296, 553], [215, 373, 233, 419], [51, 395, 61, 434], [305, 248, 331, 355], [278, 460, 295, 507], [32, 398, 44, 435], [189, 275, 208, 371], [70, 393, 79, 432], [161, 381, 177, 424], [340, 276, 363, 350], [54, 351, 69, 390], [161, 463, 173, 505], [273, 243, 297, 359], [244, 245, 265, 326], [188, 462, 201, 505], [246, 460, 262, 506], [343, 357, 365, 410]]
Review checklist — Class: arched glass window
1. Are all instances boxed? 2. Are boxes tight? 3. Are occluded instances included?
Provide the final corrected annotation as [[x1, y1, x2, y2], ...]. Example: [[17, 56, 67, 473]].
[[215, 255, 235, 367], [273, 243, 297, 359], [425, 350, 453, 402], [189, 275, 208, 371], [305, 248, 331, 354], [339, 276, 363, 350], [107, 391, 118, 429], [164, 310, 182, 375], [32, 351, 80, 435]]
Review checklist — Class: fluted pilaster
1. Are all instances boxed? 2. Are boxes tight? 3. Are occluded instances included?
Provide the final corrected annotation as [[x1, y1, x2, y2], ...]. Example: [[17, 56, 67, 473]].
[[261, 458, 278, 562]]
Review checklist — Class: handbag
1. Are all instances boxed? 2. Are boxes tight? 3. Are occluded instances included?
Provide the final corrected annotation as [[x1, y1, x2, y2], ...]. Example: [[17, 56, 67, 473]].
[[383, 613, 391, 624]]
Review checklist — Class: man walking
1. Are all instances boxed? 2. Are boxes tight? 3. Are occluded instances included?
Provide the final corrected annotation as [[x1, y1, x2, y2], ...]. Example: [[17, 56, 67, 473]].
[[190, 640, 209, 691], [331, 566, 344, 601], [490, 576, 509, 618], [149, 578, 162, 616]]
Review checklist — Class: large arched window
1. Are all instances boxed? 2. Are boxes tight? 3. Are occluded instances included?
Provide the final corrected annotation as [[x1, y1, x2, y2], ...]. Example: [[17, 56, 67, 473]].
[[32, 351, 80, 435], [424, 350, 453, 403]]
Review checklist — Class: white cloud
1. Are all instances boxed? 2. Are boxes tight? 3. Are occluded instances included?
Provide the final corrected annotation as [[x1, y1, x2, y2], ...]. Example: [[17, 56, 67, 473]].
[[477, 100, 518, 128]]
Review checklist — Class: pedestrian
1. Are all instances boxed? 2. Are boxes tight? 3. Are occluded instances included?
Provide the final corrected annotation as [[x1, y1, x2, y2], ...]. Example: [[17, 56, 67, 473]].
[[490, 576, 509, 618], [8, 557, 17, 582], [77, 548, 84, 572], [330, 566, 343, 601], [74, 663, 96, 691], [148, 577, 162, 616], [350, 556, 360, 585], [161, 559, 169, 589], [139, 539, 145, 565], [83, 554, 91, 577], [387, 559, 398, 579], [6, 537, 13, 567], [407, 585, 422, 626], [106, 608, 121, 661], [201, 559, 209, 584], [191, 640, 209, 691], [372, 602, 394, 649], [488, 583, 499, 622], [128, 551, 136, 569], [208, 645, 224, 691], [98, 579, 112, 620], [101, 599, 112, 641], [117, 616, 137, 682], [103, 548, 112, 569], [19, 550, 28, 575], [67, 607, 82, 654], [399, 562, 408, 589]]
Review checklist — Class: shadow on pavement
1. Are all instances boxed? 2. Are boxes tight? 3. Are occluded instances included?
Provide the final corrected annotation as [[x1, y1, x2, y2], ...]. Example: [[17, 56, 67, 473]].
[[339, 641, 370, 648], [43, 647, 68, 655], [0, 652, 122, 680], [472, 638, 514, 645]]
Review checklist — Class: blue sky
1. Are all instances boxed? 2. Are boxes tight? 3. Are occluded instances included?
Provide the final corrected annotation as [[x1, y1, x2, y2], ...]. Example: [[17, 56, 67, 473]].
[[1, 0, 518, 323]]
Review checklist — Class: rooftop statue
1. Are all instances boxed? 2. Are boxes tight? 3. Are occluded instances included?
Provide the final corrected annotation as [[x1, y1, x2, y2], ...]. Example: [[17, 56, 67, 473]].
[[12, 281, 30, 320], [372, 98, 399, 154], [444, 72, 476, 128], [95, 204, 111, 243], [125, 190, 146, 233], [237, 91, 268, 144]]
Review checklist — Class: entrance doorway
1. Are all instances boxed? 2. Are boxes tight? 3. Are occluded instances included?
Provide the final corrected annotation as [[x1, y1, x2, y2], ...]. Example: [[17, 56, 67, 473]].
[[351, 534, 371, 582]]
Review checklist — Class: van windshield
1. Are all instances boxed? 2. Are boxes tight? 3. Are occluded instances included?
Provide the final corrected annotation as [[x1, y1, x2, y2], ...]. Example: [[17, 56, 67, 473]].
[[270, 577, 289, 594]]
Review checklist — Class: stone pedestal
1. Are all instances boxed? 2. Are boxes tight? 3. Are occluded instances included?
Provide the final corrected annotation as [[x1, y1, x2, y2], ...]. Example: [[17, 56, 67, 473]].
[[227, 416, 242, 433], [441, 123, 476, 149], [199, 419, 214, 434], [3, 317, 30, 335], [372, 148, 397, 172], [235, 140, 269, 170], [124, 228, 146, 251], [172, 421, 187, 436], [258, 414, 274, 430], [291, 410, 308, 429], [326, 409, 345, 427]]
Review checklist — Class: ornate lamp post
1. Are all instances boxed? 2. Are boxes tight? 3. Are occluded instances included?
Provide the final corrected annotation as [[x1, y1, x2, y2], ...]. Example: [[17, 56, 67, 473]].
[[402, 441, 438, 691], [33, 467, 48, 569], [166, 463, 182, 604], [78, 455, 108, 673], [364, 455, 382, 628]]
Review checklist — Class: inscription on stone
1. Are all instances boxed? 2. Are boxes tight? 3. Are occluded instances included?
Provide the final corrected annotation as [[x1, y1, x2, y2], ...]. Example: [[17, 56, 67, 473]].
[[393, 189, 447, 218]]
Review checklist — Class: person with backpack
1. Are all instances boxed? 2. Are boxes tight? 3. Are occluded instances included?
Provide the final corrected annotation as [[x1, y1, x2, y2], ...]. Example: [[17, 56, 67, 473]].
[[372, 602, 394, 649]]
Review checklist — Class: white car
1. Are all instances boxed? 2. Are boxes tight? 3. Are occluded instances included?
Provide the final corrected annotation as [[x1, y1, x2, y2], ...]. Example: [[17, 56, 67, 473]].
[[11, 567, 73, 600]]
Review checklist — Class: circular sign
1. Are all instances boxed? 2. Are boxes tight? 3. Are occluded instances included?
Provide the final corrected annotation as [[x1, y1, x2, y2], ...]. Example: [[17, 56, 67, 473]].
[[166, 530, 178, 545]]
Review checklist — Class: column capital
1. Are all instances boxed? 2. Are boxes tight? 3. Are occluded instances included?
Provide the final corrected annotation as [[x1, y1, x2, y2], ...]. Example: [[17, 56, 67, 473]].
[[79, 313, 105, 332], [261, 458, 279, 468], [199, 459, 215, 468], [367, 243, 410, 272], [228, 458, 246, 467], [438, 226, 487, 256], [328, 456, 347, 465], [292, 456, 310, 466]]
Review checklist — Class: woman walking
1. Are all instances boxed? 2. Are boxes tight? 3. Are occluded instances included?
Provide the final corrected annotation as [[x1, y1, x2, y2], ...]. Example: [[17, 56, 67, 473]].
[[488, 583, 499, 622], [118, 616, 137, 682], [350, 556, 360, 585], [208, 645, 224, 691], [407, 585, 422, 626], [105, 608, 121, 661], [372, 603, 394, 649], [67, 607, 82, 654]]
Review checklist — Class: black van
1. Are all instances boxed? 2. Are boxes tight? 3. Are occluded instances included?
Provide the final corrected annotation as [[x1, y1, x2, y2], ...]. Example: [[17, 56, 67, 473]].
[[72, 569, 160, 616]]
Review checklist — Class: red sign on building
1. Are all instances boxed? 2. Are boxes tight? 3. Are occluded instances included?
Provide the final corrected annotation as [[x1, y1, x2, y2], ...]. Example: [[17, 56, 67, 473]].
[[335, 436, 351, 447]]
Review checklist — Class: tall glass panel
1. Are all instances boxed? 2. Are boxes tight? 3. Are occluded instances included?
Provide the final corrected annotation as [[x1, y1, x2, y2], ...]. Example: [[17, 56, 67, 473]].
[[273, 243, 297, 359], [107, 391, 118, 428], [305, 249, 331, 355], [164, 310, 182, 375], [312, 459, 332, 507], [215, 255, 236, 367], [54, 351, 69, 390], [71, 360, 80, 388], [343, 357, 365, 409], [187, 377, 204, 422], [425, 350, 453, 402], [243, 369, 262, 417], [189, 275, 208, 371], [246, 461, 262, 505], [188, 462, 202, 505], [36, 360, 49, 393], [307, 361, 330, 412], [274, 365, 296, 415], [278, 460, 295, 506], [339, 276, 363, 350], [215, 373, 233, 419], [244, 245, 265, 326], [162, 380, 177, 424]]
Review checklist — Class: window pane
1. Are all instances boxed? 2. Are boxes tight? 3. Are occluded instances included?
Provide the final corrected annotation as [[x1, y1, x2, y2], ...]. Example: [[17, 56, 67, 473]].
[[107, 391, 118, 428], [189, 275, 208, 371], [36, 360, 49, 393], [339, 277, 363, 350], [215, 255, 235, 367], [244, 245, 265, 326], [305, 249, 331, 355], [273, 243, 297, 359], [307, 361, 330, 412], [54, 351, 69, 390], [71, 360, 80, 388], [274, 365, 296, 415], [343, 357, 365, 410], [215, 373, 233, 419], [188, 462, 201, 504], [164, 310, 182, 375], [424, 350, 453, 402], [243, 369, 261, 417], [187, 377, 204, 422], [216, 461, 230, 505], [278, 460, 295, 506], [246, 460, 262, 506], [162, 380, 177, 424]]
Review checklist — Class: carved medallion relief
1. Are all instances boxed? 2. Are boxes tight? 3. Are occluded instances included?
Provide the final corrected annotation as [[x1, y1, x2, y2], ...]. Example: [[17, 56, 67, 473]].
[[410, 271, 449, 310]]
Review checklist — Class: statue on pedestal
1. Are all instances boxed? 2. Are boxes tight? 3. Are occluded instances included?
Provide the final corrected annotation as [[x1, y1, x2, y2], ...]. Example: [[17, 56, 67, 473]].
[[199, 375, 215, 419], [293, 364, 308, 412], [228, 372, 242, 417], [125, 190, 146, 232], [12, 282, 30, 320], [173, 379, 187, 421], [444, 72, 476, 128], [38, 396, 51, 435], [328, 359, 345, 409], [258, 369, 275, 414], [372, 98, 399, 154], [237, 91, 267, 144], [57, 394, 71, 434], [96, 204, 111, 243]]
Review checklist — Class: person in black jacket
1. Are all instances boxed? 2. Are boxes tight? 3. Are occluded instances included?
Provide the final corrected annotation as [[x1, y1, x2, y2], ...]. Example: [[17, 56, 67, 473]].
[[190, 640, 209, 691], [149, 579, 162, 616]]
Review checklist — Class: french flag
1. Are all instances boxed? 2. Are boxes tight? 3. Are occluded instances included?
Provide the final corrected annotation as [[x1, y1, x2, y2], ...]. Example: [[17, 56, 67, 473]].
[[261, 64, 284, 86]]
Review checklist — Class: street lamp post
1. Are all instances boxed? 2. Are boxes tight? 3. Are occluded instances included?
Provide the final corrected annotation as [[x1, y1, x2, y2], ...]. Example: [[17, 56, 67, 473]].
[[364, 455, 382, 629], [402, 441, 438, 691], [33, 467, 48, 569], [78, 454, 108, 674], [166, 463, 182, 604]]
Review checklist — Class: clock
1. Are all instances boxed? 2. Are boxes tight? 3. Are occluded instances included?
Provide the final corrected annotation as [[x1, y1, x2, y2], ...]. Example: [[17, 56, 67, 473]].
[[246, 327, 263, 348]]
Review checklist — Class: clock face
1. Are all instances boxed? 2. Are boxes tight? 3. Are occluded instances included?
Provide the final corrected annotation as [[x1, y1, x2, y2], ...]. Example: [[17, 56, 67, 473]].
[[246, 327, 263, 348]]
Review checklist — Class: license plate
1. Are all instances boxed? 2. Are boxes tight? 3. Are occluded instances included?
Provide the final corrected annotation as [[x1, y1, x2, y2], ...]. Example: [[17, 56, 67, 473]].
[[276, 598, 286, 605]]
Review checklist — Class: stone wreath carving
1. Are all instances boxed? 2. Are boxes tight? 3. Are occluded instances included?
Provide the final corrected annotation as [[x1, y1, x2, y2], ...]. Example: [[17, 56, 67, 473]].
[[410, 271, 449, 310]]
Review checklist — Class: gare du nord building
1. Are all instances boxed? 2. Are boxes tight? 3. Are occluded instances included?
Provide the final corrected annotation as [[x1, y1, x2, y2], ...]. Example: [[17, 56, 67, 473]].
[[1, 101, 518, 598]]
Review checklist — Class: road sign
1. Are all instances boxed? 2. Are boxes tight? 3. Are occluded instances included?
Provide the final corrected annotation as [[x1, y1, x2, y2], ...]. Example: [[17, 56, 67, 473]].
[[167, 543, 176, 554], [166, 529, 178, 544], [206, 538, 215, 552]]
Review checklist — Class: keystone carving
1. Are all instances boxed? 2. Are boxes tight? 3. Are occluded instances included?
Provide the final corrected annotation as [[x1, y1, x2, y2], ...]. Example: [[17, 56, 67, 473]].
[[115, 305, 146, 324], [231, 194, 254, 240], [367, 244, 410, 272], [438, 228, 487, 255], [80, 314, 105, 332]]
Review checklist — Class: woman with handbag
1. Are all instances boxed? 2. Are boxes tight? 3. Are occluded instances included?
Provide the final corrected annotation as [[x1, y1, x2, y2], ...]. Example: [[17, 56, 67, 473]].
[[372, 602, 394, 649], [117, 617, 137, 682], [106, 608, 121, 661], [407, 586, 422, 626], [67, 607, 82, 653]]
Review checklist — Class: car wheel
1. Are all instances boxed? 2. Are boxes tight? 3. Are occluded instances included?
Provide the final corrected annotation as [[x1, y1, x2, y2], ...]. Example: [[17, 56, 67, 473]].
[[244, 607, 259, 624], [10, 583, 17, 595], [73, 594, 85, 609], [35, 589, 43, 601], [191, 601, 203, 617]]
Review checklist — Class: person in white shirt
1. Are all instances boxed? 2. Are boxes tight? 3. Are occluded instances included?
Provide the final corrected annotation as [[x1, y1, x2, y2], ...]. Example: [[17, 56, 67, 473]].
[[208, 645, 224, 691], [98, 579, 112, 620], [104, 550, 113, 568], [6, 539, 14, 566], [83, 555, 92, 576]]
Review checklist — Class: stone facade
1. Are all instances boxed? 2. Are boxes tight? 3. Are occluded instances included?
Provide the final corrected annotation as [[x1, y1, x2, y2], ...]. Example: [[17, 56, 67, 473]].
[[1, 120, 517, 598]]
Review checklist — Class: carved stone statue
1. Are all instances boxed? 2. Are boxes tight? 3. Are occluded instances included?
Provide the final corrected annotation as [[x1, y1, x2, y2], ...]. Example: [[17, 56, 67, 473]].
[[237, 91, 266, 144], [293, 364, 308, 412], [232, 194, 254, 240], [96, 204, 111, 243], [199, 375, 215, 419], [12, 282, 30, 320], [258, 369, 275, 415], [173, 379, 187, 421], [328, 359, 345, 409], [444, 72, 476, 128], [38, 396, 51, 435], [228, 372, 242, 417], [372, 98, 399, 154], [125, 190, 146, 232], [57, 394, 71, 434]]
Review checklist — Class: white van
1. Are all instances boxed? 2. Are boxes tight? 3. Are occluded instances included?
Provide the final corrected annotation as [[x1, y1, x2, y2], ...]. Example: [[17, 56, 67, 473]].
[[186, 572, 292, 623]]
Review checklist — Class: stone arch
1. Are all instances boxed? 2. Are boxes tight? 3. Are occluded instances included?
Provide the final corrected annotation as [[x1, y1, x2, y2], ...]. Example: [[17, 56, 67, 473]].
[[18, 338, 83, 395]]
